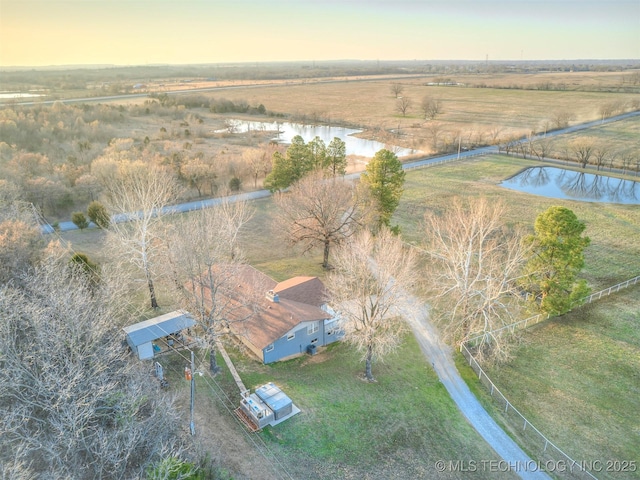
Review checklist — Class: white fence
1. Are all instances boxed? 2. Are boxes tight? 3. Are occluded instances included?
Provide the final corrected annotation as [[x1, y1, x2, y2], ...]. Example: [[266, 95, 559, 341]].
[[461, 275, 640, 480]]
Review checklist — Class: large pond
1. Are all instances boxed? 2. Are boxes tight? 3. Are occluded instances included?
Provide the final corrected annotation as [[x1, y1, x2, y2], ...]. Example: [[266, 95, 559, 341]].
[[217, 119, 419, 158], [501, 166, 639, 204]]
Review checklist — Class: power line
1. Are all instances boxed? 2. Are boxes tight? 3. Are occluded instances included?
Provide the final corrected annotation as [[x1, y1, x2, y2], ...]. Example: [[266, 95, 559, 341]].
[[29, 205, 294, 479]]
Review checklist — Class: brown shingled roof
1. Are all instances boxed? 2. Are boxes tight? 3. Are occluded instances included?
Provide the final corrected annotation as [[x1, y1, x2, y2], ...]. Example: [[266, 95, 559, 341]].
[[274, 276, 327, 307], [212, 267, 331, 351]]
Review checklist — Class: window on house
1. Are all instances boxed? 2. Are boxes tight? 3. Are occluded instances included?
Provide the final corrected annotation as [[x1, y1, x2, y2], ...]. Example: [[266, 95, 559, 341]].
[[287, 333, 295, 341], [307, 322, 318, 335], [265, 344, 274, 352]]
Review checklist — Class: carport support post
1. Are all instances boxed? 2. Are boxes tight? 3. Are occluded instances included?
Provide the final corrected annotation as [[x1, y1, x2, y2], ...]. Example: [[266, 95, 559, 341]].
[[190, 350, 195, 435]]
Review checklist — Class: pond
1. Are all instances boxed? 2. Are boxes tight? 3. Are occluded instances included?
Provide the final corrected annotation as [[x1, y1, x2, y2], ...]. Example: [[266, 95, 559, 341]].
[[217, 119, 420, 158], [501, 166, 640, 204], [0, 92, 44, 99]]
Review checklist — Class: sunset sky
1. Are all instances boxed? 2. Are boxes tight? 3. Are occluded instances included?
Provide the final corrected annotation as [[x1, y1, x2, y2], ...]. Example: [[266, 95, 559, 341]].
[[1, 0, 638, 67]]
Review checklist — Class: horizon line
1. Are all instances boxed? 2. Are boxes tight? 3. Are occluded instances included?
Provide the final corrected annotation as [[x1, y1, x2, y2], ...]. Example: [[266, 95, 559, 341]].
[[2, 58, 640, 72]]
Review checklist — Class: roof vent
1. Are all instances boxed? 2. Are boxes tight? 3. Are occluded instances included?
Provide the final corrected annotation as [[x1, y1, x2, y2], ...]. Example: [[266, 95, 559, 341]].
[[265, 290, 279, 303]]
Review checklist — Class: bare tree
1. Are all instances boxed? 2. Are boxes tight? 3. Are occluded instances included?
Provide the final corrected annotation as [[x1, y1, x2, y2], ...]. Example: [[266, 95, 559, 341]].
[[396, 96, 412, 116], [326, 228, 417, 382], [0, 181, 43, 284], [530, 137, 553, 160], [100, 160, 182, 309], [390, 82, 404, 98], [273, 171, 364, 269], [570, 137, 596, 169], [424, 121, 444, 152], [421, 96, 442, 120], [551, 110, 575, 130], [0, 251, 183, 479], [592, 142, 611, 171], [488, 126, 504, 145], [598, 101, 617, 122], [243, 147, 266, 189], [164, 200, 256, 373], [422, 197, 528, 362]]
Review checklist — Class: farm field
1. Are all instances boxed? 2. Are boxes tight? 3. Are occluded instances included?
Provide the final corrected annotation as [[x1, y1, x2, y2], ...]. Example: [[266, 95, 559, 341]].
[[162, 74, 639, 152]]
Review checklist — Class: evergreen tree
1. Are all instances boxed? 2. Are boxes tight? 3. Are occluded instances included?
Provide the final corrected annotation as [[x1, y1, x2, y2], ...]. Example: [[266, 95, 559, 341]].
[[359, 149, 405, 228], [71, 211, 89, 230], [326, 137, 347, 176], [522, 206, 591, 315], [87, 200, 110, 229]]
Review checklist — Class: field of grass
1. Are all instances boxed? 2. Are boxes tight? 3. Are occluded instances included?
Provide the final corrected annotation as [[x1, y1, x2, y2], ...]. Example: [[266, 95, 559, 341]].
[[212, 334, 516, 480], [530, 115, 640, 169], [396, 155, 640, 290], [467, 287, 640, 480], [190, 76, 639, 152], [392, 156, 639, 478]]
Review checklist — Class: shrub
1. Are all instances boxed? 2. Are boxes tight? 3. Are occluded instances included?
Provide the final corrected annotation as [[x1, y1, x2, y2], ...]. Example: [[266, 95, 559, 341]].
[[71, 211, 89, 230]]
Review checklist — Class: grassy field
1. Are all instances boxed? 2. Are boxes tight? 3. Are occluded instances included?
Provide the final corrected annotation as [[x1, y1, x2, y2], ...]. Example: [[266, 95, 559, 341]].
[[529, 115, 640, 169], [212, 334, 516, 480], [189, 77, 639, 152], [392, 156, 640, 479], [461, 287, 640, 480]]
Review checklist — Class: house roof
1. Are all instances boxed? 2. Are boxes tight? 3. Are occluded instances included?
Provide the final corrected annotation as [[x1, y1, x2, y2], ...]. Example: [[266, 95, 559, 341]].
[[123, 310, 196, 347], [274, 276, 327, 307], [220, 267, 331, 350]]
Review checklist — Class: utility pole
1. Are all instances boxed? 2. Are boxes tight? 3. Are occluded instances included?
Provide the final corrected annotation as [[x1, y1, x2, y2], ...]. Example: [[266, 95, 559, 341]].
[[189, 350, 195, 435]]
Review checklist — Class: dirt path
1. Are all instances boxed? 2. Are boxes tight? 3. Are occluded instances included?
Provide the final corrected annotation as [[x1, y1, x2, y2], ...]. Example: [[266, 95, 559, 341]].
[[402, 297, 551, 480]]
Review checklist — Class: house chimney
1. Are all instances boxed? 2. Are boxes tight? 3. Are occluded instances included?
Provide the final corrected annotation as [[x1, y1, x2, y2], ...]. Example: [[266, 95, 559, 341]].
[[266, 290, 279, 303]]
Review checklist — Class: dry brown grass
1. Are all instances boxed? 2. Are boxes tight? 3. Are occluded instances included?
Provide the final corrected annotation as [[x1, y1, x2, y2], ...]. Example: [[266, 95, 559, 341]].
[[140, 73, 638, 155]]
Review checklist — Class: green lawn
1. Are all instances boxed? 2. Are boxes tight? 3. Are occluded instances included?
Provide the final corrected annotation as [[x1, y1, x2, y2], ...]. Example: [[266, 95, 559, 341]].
[[396, 155, 639, 479], [213, 335, 516, 480], [471, 287, 640, 480]]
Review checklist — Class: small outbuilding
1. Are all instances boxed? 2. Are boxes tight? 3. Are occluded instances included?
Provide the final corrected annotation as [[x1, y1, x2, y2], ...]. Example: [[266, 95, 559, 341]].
[[123, 310, 196, 360]]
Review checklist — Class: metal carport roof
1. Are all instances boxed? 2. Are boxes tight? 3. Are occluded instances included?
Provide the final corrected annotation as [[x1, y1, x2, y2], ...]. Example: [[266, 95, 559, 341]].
[[123, 310, 196, 347]]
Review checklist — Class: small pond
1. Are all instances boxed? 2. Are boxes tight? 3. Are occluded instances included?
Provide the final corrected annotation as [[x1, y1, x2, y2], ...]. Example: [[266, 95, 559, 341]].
[[0, 92, 44, 99], [501, 166, 640, 204], [217, 119, 419, 158]]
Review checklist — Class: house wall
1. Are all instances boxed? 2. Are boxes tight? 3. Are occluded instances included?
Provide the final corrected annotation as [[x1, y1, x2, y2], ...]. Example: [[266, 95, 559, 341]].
[[262, 317, 341, 364]]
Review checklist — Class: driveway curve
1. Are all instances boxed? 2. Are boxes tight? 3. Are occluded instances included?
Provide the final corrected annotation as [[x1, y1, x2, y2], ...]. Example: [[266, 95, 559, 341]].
[[402, 296, 551, 480]]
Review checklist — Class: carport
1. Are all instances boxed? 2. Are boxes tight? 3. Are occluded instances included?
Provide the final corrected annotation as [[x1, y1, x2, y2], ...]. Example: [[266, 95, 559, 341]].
[[123, 310, 196, 360]]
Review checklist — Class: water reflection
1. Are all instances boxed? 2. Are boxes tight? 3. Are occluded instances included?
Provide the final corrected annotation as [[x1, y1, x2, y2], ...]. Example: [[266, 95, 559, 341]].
[[501, 167, 639, 204], [217, 119, 419, 158]]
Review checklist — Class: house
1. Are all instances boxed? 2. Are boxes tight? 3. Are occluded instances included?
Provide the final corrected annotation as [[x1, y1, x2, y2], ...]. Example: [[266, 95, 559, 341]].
[[222, 265, 342, 364], [123, 310, 196, 360]]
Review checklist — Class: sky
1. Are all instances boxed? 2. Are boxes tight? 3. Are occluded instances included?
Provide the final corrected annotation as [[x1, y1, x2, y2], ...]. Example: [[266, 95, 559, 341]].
[[1, 0, 638, 67]]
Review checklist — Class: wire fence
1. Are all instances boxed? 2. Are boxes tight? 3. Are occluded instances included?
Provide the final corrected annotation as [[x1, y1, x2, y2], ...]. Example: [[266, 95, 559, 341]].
[[461, 344, 598, 480], [403, 151, 487, 171], [461, 275, 640, 480], [469, 275, 640, 344]]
